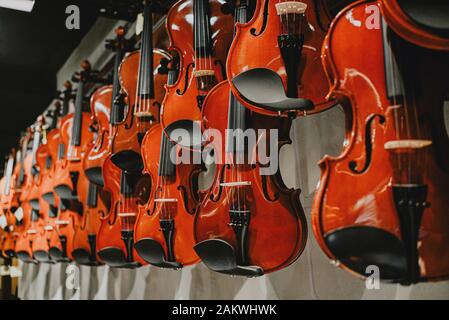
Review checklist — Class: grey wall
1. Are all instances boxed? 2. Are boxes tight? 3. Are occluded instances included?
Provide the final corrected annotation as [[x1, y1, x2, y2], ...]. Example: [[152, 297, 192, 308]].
[[17, 17, 449, 300]]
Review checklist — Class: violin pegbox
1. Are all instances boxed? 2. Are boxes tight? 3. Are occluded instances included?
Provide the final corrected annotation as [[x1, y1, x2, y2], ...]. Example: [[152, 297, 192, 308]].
[[275, 1, 307, 16]]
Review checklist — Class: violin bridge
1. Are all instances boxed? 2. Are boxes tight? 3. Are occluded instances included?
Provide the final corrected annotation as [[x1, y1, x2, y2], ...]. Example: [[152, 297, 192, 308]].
[[154, 198, 178, 203], [384, 139, 432, 150], [192, 70, 215, 78], [220, 181, 252, 187], [27, 229, 37, 234], [134, 111, 154, 118], [275, 2, 307, 15], [55, 220, 70, 225], [117, 212, 137, 217]]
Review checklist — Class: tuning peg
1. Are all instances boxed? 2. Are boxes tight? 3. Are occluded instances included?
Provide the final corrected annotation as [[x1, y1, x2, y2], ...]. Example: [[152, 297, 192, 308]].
[[116, 26, 126, 37], [64, 81, 72, 90], [81, 60, 91, 71]]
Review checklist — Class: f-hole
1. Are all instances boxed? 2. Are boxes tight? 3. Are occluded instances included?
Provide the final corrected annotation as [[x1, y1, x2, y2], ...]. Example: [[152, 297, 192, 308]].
[[250, 0, 270, 36], [176, 63, 194, 96], [349, 114, 386, 174]]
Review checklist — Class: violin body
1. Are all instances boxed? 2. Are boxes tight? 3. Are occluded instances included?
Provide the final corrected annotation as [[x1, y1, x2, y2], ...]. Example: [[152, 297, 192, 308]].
[[379, 0, 449, 51], [160, 0, 233, 130], [14, 201, 36, 263], [83, 85, 113, 187], [71, 182, 108, 265], [111, 49, 169, 171], [53, 112, 93, 200], [96, 156, 145, 268], [194, 81, 307, 276], [48, 202, 79, 262], [227, 0, 335, 116], [312, 1, 449, 283], [134, 124, 202, 268]]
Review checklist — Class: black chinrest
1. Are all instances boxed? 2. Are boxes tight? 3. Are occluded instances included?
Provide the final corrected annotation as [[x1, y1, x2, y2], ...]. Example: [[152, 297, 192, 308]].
[[194, 239, 264, 277], [71, 248, 101, 266], [325, 226, 407, 282], [42, 192, 55, 206], [110, 150, 143, 172], [134, 238, 182, 269], [398, 0, 449, 36], [4, 250, 15, 258], [164, 120, 203, 149], [16, 251, 37, 264], [33, 250, 56, 264], [97, 247, 140, 269], [84, 167, 104, 187], [49, 247, 71, 262], [55, 184, 76, 200], [232, 68, 314, 113]]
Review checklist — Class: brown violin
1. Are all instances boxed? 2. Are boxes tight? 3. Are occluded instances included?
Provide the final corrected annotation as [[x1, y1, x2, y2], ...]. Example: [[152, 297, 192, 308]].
[[83, 26, 131, 186], [379, 0, 449, 51], [30, 117, 60, 263], [227, 0, 336, 118], [110, 0, 168, 172], [159, 0, 233, 134], [193, 1, 307, 277], [312, 0, 449, 284], [15, 122, 43, 263], [96, 157, 148, 268], [135, 65, 203, 269]]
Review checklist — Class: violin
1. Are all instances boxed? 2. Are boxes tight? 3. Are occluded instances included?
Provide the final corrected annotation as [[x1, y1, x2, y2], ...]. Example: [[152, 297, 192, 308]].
[[134, 62, 203, 268], [0, 159, 19, 259], [51, 64, 100, 262], [159, 0, 233, 135], [53, 64, 95, 203], [110, 0, 169, 172], [29, 116, 60, 263], [96, 157, 148, 268], [71, 181, 108, 265], [227, 0, 336, 118], [15, 122, 43, 263], [193, 1, 307, 277], [379, 0, 449, 51], [83, 26, 131, 187], [312, 0, 449, 284]]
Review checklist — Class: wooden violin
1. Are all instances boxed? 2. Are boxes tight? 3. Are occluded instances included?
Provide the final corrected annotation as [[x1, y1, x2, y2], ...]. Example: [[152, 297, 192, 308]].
[[159, 0, 233, 134], [96, 157, 148, 268], [379, 0, 449, 51], [111, 0, 169, 172], [15, 122, 43, 263], [193, 1, 307, 277], [227, 0, 337, 118], [29, 116, 61, 263], [83, 26, 131, 187], [312, 0, 449, 284], [134, 63, 203, 268], [51, 65, 100, 262]]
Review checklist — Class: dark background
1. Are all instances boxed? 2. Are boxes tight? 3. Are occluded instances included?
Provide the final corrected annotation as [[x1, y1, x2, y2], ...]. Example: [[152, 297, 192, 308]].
[[0, 0, 135, 168]]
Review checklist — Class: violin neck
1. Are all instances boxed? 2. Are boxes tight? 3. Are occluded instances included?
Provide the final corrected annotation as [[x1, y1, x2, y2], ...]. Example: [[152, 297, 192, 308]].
[[137, 0, 155, 98], [193, 0, 213, 58], [225, 1, 249, 155], [62, 89, 71, 117], [4, 156, 14, 195], [71, 80, 84, 147], [158, 131, 176, 177], [110, 43, 126, 123], [31, 129, 41, 167]]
